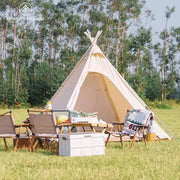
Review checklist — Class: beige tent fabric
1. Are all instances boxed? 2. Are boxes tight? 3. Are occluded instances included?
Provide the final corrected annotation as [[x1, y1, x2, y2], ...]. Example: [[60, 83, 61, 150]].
[[65, 44, 146, 111], [102, 75, 133, 122], [49, 30, 170, 139], [74, 73, 118, 124], [50, 45, 93, 109]]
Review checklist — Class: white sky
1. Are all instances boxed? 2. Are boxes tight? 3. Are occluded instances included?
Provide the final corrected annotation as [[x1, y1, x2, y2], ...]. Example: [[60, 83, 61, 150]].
[[145, 0, 180, 33], [54, 0, 180, 38]]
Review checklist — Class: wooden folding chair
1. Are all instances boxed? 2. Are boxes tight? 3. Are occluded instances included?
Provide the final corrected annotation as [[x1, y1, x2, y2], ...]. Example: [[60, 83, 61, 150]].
[[105, 109, 152, 149], [0, 111, 31, 151], [27, 110, 59, 154]]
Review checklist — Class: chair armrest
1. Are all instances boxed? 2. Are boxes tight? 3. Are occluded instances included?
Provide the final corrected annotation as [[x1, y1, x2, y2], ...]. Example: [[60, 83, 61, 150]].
[[136, 125, 149, 128], [112, 122, 124, 126], [105, 130, 114, 134], [14, 124, 30, 128]]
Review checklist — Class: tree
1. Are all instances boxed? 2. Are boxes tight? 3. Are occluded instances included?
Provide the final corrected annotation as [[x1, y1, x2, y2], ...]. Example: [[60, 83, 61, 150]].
[[128, 27, 152, 75], [0, 0, 179, 107], [161, 6, 175, 101]]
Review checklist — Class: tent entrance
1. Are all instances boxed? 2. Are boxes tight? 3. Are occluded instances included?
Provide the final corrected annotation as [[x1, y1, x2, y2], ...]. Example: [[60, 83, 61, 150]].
[[74, 72, 118, 123]]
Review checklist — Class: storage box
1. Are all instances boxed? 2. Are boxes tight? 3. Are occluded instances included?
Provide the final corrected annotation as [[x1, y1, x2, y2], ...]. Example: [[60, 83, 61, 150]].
[[58, 133, 105, 156]]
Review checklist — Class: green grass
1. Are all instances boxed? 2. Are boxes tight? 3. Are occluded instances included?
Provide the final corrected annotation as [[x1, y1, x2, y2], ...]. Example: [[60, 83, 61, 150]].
[[0, 107, 180, 180]]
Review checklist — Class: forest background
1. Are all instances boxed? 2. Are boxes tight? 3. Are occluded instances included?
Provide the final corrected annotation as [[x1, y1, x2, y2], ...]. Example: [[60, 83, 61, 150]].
[[0, 0, 179, 108]]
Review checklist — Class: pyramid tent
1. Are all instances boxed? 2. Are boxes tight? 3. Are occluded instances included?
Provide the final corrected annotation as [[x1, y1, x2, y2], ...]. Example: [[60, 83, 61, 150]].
[[50, 30, 171, 140]]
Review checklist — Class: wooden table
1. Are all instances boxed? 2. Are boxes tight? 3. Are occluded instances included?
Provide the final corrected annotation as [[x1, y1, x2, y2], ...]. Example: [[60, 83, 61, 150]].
[[57, 122, 113, 134], [16, 122, 113, 134]]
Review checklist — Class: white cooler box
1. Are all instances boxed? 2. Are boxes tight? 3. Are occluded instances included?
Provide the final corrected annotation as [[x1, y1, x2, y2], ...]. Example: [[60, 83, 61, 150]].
[[58, 133, 105, 157]]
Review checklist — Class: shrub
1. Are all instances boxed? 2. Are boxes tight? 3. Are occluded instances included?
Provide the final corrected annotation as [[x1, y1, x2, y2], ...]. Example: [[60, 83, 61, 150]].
[[145, 99, 173, 109]]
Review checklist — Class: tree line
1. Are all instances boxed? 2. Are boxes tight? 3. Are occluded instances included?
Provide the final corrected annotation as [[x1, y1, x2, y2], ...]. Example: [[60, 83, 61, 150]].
[[0, 0, 179, 107]]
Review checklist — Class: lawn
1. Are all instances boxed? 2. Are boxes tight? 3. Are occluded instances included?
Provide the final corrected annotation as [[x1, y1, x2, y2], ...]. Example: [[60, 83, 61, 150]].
[[0, 107, 180, 180]]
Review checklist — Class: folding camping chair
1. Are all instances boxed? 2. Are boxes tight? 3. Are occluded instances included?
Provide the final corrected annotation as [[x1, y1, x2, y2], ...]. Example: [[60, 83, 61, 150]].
[[27, 110, 59, 153], [0, 111, 31, 151], [105, 109, 152, 149]]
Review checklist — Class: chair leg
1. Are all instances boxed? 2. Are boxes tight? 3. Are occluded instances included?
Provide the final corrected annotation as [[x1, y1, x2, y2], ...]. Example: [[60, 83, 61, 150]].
[[55, 141, 59, 155], [60, 127, 63, 134], [28, 139, 32, 152], [30, 137, 35, 152], [120, 135, 123, 147], [82, 127, 85, 132], [32, 137, 39, 151], [101, 128, 106, 133], [130, 127, 139, 149], [105, 133, 111, 147], [14, 138, 19, 152], [26, 127, 32, 152], [68, 126, 71, 133], [45, 138, 51, 151], [3, 138, 8, 151], [143, 127, 147, 147], [33, 139, 39, 149], [37, 138, 44, 149]]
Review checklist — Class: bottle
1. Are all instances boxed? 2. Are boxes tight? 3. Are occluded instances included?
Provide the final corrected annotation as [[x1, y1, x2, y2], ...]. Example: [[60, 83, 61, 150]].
[[46, 101, 52, 110]]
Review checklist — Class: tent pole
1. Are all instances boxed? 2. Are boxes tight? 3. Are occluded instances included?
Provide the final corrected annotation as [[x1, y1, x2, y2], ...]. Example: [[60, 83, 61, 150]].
[[146, 106, 178, 140]]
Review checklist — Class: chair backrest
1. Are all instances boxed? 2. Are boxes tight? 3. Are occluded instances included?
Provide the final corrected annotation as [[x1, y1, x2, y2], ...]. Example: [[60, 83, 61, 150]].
[[0, 112, 16, 135], [28, 110, 57, 135]]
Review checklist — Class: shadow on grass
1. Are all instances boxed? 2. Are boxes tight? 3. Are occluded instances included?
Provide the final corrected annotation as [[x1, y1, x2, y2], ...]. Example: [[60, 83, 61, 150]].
[[0, 142, 57, 156], [0, 148, 58, 157], [30, 149, 57, 156], [107, 142, 124, 150]]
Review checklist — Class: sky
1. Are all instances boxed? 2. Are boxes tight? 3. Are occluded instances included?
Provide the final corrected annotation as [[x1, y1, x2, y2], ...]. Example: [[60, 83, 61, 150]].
[[145, 0, 180, 36], [144, 0, 180, 71]]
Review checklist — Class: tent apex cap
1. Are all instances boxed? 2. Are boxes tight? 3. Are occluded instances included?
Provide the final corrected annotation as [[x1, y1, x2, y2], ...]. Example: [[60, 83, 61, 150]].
[[84, 30, 103, 44]]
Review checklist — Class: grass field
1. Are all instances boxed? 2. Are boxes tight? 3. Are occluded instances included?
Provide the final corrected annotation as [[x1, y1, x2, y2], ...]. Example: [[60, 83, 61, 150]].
[[0, 107, 180, 180]]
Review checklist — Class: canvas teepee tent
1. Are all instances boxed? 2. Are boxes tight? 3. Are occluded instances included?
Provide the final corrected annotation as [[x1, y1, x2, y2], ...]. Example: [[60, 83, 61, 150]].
[[50, 30, 171, 140]]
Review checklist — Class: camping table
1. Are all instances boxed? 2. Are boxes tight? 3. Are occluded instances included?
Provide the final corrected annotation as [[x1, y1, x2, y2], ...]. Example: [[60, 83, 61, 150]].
[[57, 122, 113, 134]]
